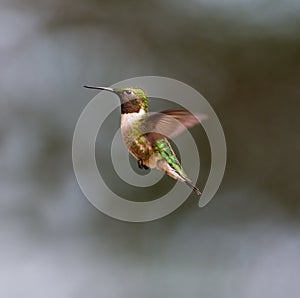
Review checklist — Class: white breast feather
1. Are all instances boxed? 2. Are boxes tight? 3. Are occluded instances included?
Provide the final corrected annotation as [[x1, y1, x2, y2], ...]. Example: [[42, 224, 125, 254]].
[[121, 109, 146, 131]]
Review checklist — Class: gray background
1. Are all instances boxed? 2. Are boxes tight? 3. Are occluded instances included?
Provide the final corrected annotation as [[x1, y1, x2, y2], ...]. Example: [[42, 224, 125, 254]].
[[1, 0, 299, 297]]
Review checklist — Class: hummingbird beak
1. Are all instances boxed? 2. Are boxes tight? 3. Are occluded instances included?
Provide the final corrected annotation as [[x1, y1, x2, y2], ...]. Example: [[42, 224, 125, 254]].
[[83, 85, 115, 93]]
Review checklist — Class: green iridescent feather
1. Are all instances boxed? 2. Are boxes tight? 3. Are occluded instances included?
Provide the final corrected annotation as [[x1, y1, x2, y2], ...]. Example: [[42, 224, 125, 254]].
[[153, 138, 188, 179]]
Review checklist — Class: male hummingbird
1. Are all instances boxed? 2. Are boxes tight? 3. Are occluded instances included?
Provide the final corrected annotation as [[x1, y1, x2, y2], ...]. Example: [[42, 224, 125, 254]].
[[84, 85, 206, 195]]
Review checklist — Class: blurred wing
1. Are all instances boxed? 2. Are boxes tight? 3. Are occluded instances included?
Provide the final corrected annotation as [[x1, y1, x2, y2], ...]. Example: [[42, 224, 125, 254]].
[[143, 109, 207, 140]]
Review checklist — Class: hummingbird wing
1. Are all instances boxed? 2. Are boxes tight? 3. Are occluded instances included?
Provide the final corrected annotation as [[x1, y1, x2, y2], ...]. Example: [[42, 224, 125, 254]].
[[142, 109, 207, 140]]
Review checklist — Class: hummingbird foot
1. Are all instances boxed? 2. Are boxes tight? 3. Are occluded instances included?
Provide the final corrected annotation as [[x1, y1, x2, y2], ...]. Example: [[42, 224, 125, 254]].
[[138, 159, 149, 170], [138, 159, 143, 169]]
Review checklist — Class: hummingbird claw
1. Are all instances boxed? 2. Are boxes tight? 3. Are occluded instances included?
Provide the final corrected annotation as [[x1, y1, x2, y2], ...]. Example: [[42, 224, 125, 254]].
[[138, 159, 143, 169], [138, 159, 149, 170]]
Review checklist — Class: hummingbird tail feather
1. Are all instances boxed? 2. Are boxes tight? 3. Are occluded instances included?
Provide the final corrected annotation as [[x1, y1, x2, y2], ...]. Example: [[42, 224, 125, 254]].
[[185, 180, 201, 196]]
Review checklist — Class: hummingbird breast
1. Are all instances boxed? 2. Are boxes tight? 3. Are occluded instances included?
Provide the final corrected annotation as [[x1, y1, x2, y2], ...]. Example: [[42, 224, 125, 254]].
[[120, 110, 155, 167]]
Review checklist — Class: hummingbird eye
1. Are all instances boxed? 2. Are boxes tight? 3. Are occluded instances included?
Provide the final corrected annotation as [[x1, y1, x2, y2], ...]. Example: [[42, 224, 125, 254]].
[[125, 90, 132, 95]]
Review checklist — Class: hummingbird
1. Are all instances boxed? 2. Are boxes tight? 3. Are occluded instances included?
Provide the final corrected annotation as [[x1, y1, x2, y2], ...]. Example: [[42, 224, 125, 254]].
[[84, 85, 206, 195]]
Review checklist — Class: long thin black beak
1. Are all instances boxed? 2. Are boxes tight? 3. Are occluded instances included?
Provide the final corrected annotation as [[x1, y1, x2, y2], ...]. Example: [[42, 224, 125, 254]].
[[83, 85, 115, 93]]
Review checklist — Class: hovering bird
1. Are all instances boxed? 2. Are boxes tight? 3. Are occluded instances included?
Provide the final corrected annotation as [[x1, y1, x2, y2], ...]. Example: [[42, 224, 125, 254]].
[[84, 85, 206, 195]]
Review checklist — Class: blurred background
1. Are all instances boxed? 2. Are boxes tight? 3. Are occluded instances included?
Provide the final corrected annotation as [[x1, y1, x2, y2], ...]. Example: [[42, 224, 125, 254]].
[[1, 0, 299, 297]]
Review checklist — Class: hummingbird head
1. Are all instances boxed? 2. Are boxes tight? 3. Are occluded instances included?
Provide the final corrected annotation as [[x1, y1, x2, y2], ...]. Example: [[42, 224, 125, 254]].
[[84, 85, 148, 114]]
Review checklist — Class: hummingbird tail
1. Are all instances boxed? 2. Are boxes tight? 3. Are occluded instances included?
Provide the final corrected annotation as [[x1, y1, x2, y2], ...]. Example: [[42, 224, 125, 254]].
[[185, 180, 201, 196]]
